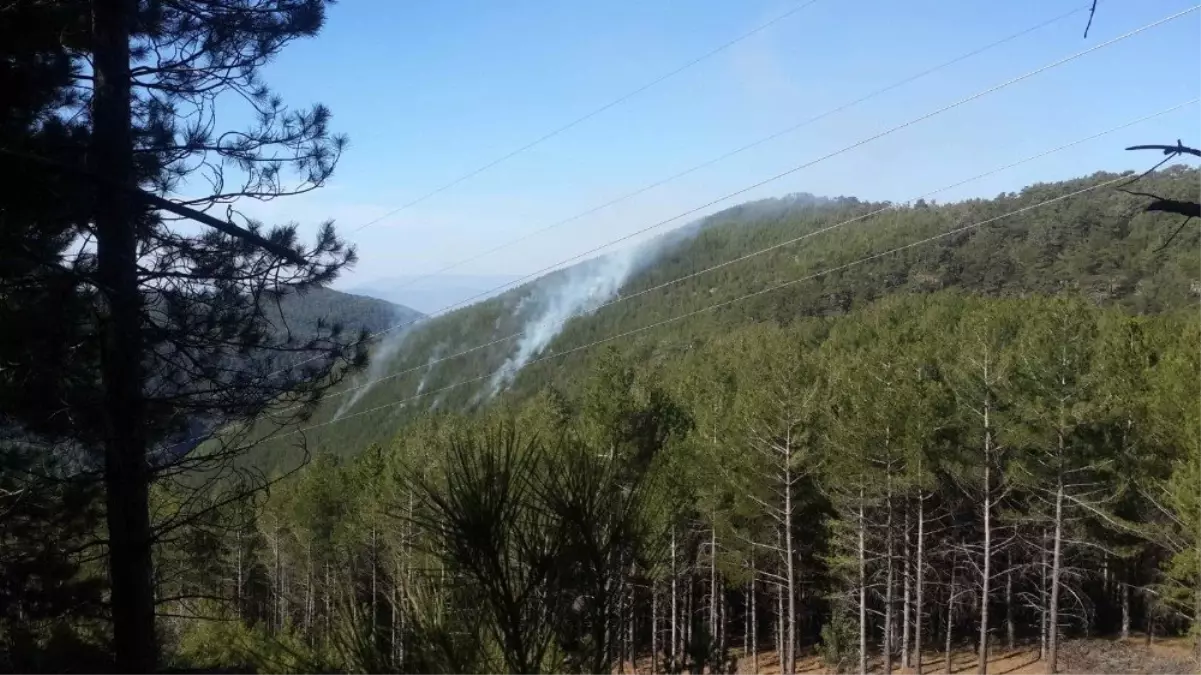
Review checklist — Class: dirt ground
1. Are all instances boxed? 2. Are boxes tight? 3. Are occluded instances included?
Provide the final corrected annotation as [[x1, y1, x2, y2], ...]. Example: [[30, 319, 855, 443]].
[[619, 635, 1198, 674]]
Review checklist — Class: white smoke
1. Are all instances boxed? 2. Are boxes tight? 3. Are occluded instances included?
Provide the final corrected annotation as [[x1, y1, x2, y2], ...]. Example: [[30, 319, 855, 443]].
[[414, 342, 447, 396], [488, 241, 665, 396], [332, 325, 412, 421]]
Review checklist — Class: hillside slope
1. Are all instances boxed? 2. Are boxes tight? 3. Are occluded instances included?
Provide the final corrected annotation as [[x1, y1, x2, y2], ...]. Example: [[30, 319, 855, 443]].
[[252, 167, 1199, 466]]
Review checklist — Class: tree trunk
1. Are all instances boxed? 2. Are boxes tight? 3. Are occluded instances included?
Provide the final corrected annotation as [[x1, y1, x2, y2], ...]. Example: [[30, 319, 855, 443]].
[[93, 0, 155, 669], [711, 524, 719, 656], [884, 473, 895, 675], [1145, 590, 1154, 647], [1047, 478, 1066, 672], [785, 451, 796, 675], [751, 564, 758, 675], [1186, 576, 1196, 658], [915, 492, 926, 675], [371, 524, 378, 640], [630, 584, 637, 675], [777, 582, 784, 672], [978, 389, 993, 675], [859, 494, 868, 675], [672, 528, 679, 669], [719, 584, 727, 673], [1040, 530, 1048, 661], [945, 560, 956, 675], [652, 582, 660, 675], [1120, 576, 1130, 640], [903, 505, 912, 670], [1047, 479, 1065, 674], [743, 578, 750, 675], [1005, 552, 1015, 651]]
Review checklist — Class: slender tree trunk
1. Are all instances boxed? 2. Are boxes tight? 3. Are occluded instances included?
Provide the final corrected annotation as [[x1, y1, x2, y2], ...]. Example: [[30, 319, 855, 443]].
[[1145, 589, 1154, 646], [672, 528, 679, 669], [777, 582, 784, 672], [371, 524, 378, 640], [946, 558, 956, 675], [630, 584, 637, 675], [1047, 479, 1065, 674], [711, 524, 719, 654], [94, 0, 156, 669], [859, 493, 868, 675], [785, 448, 796, 675], [236, 531, 244, 619], [1040, 530, 1048, 661], [884, 473, 895, 675], [392, 557, 400, 669], [1186, 571, 1196, 662], [719, 584, 727, 673], [684, 575, 692, 668], [652, 582, 659, 675], [903, 504, 912, 670], [1005, 552, 1015, 651], [978, 389, 993, 675], [915, 492, 926, 675], [1120, 576, 1131, 640], [751, 564, 758, 675], [743, 578, 750, 675]]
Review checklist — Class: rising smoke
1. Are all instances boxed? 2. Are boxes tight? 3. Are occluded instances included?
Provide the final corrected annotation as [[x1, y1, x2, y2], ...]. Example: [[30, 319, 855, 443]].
[[332, 321, 413, 421], [487, 239, 669, 397]]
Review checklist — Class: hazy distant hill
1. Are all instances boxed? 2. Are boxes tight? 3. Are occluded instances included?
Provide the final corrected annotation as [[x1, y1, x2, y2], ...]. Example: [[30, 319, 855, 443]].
[[272, 286, 423, 340], [347, 273, 523, 314]]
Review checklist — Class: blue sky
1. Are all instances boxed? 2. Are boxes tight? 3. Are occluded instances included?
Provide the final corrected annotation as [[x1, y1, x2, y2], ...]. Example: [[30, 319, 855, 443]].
[[230, 0, 1200, 288]]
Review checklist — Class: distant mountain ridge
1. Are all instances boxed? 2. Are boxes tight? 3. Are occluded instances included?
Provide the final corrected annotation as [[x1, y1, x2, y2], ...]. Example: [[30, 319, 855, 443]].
[[347, 273, 523, 315], [273, 286, 423, 338]]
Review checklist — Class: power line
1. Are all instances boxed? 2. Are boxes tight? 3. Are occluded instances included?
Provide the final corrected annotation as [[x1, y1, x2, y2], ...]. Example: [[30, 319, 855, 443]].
[[345, 0, 826, 236], [313, 99, 1197, 407], [345, 2, 1095, 314], [282, 172, 1140, 441], [271, 4, 1195, 378]]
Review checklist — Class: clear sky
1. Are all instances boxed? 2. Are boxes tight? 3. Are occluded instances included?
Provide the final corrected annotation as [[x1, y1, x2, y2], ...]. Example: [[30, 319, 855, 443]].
[[230, 0, 1200, 289]]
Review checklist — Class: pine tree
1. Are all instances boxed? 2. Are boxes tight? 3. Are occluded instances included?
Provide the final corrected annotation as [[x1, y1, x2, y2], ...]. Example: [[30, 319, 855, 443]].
[[2, 1, 365, 669]]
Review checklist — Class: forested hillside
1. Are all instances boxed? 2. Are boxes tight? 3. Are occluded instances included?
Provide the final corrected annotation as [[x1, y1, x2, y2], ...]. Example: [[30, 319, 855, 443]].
[[267, 287, 422, 355], [250, 166, 1200, 468], [146, 166, 1201, 674]]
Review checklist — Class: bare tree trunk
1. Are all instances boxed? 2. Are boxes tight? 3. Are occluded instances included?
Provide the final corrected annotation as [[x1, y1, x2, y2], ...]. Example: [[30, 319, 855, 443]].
[[915, 492, 926, 675], [751, 565, 758, 675], [711, 524, 719, 652], [392, 557, 400, 669], [903, 505, 912, 670], [1120, 577, 1131, 640], [777, 582, 784, 672], [306, 545, 314, 635], [785, 448, 796, 675], [719, 584, 727, 673], [743, 578, 750, 675], [1145, 589, 1154, 647], [684, 576, 692, 667], [859, 493, 868, 675], [1005, 552, 1015, 651], [1040, 530, 1048, 661], [1047, 479, 1065, 674], [884, 473, 895, 675], [978, 389, 993, 675], [1186, 571, 1196, 662], [672, 528, 679, 669], [652, 582, 659, 675], [94, 1, 156, 669], [630, 584, 637, 675], [236, 531, 244, 619], [946, 558, 957, 675]]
